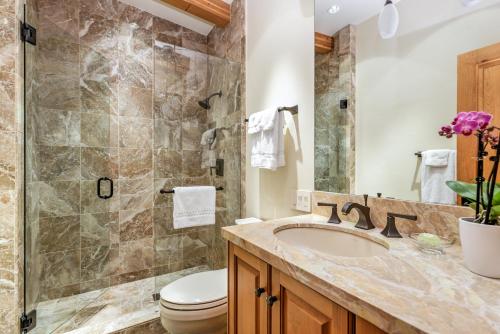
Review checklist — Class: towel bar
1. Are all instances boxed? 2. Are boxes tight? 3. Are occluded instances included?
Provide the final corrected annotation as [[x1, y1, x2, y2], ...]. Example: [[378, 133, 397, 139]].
[[244, 105, 299, 123], [160, 186, 224, 194]]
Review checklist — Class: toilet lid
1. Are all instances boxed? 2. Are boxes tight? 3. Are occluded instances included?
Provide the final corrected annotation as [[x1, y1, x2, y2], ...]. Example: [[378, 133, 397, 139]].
[[160, 269, 227, 305]]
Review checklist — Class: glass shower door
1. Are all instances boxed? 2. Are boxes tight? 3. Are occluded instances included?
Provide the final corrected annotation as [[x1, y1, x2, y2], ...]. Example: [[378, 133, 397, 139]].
[[24, 0, 119, 332]]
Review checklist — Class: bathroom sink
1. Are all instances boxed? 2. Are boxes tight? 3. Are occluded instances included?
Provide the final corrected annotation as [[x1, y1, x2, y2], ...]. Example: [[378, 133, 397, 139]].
[[274, 227, 389, 258]]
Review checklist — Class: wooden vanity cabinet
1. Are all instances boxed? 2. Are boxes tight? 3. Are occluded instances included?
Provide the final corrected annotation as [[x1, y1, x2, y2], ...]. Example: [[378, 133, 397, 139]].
[[228, 243, 386, 334], [228, 243, 269, 334]]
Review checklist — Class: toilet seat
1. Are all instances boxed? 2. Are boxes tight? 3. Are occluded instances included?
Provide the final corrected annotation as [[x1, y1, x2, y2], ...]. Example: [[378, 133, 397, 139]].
[[160, 269, 227, 309], [161, 296, 227, 310]]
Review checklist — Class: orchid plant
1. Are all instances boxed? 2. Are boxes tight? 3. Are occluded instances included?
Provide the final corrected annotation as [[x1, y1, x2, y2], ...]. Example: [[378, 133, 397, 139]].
[[440, 111, 500, 225]]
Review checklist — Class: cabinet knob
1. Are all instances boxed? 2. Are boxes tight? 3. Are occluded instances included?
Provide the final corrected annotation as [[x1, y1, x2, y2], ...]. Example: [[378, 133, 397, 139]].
[[255, 288, 265, 297], [266, 295, 278, 306]]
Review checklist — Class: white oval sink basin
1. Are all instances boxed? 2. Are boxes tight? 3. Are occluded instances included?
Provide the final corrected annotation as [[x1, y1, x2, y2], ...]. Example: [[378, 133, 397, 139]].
[[274, 227, 388, 258]]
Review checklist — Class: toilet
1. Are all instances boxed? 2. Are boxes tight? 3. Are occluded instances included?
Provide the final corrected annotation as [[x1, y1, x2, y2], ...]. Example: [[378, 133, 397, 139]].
[[159, 268, 228, 334], [159, 218, 261, 334]]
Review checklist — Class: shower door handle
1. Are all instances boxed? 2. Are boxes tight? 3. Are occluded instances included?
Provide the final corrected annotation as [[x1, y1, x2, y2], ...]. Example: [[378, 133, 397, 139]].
[[97, 177, 113, 199]]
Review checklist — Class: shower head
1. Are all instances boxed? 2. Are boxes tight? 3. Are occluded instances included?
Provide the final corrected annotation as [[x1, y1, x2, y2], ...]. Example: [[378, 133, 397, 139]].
[[198, 91, 222, 110]]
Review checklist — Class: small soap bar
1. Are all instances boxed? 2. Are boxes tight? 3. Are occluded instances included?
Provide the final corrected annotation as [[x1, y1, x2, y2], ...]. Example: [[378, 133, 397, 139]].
[[417, 233, 442, 247]]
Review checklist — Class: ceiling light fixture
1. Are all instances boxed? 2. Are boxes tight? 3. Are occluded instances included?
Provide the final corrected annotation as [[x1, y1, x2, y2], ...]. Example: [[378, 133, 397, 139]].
[[462, 0, 481, 7], [378, 0, 399, 39], [327, 4, 340, 15]]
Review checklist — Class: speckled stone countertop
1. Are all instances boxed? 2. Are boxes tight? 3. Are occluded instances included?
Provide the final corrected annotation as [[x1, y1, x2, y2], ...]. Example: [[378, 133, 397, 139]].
[[222, 214, 500, 334]]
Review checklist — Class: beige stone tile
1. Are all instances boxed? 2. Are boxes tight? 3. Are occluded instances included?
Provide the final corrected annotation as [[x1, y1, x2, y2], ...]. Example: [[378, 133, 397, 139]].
[[81, 245, 120, 281], [153, 149, 181, 179], [34, 108, 80, 147], [0, 71, 16, 131], [39, 181, 80, 217], [80, 212, 119, 248], [119, 148, 152, 179], [35, 145, 81, 181], [119, 208, 153, 242], [81, 147, 119, 180], [118, 85, 152, 118], [39, 215, 80, 253], [119, 238, 154, 274], [0, 130, 16, 190], [119, 116, 153, 148], [119, 177, 153, 211]]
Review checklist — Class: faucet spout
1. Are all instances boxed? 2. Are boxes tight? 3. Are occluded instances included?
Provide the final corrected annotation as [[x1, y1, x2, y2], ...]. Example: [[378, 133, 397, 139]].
[[341, 202, 376, 230]]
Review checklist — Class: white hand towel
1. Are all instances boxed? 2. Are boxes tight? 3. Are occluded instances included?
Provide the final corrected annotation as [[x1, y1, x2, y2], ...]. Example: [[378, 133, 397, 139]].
[[249, 109, 285, 170], [173, 186, 216, 229], [421, 150, 456, 205]]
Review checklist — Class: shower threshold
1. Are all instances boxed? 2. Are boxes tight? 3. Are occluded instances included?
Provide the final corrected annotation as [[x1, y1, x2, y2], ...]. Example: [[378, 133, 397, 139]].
[[32, 266, 209, 334]]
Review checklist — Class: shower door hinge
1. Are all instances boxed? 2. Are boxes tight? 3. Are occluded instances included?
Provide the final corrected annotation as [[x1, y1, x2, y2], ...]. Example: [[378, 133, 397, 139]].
[[20, 310, 36, 333], [20, 22, 36, 46]]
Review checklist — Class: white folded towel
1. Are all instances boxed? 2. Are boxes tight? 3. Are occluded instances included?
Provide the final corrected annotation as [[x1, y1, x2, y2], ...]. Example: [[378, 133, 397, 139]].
[[248, 108, 285, 170], [173, 186, 216, 229], [421, 150, 456, 205]]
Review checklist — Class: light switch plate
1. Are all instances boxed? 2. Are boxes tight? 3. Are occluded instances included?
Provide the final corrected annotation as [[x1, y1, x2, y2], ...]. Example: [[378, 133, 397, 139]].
[[295, 190, 312, 212]]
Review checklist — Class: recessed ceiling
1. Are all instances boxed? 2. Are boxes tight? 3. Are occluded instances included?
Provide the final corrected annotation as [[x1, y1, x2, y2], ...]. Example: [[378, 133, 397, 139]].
[[315, 0, 397, 36], [120, 0, 233, 36]]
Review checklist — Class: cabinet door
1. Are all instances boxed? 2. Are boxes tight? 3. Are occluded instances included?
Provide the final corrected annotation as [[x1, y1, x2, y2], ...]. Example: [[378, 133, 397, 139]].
[[270, 268, 349, 334], [228, 243, 269, 334], [355, 317, 386, 334]]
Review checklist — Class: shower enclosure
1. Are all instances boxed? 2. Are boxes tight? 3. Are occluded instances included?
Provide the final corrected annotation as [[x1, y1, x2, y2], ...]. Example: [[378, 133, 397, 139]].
[[23, 0, 244, 332]]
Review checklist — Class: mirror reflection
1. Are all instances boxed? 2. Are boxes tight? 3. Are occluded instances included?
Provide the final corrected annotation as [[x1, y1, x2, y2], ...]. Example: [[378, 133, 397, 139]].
[[314, 0, 500, 205]]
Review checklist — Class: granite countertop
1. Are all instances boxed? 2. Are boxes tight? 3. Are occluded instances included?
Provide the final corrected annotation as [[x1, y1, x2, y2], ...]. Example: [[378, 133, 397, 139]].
[[222, 214, 500, 334]]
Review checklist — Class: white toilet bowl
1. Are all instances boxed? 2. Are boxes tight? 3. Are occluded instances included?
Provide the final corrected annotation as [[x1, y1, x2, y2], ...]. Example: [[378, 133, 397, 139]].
[[159, 269, 227, 334]]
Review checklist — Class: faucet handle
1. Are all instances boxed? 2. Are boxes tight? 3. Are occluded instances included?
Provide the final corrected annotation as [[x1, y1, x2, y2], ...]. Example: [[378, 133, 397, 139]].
[[381, 212, 418, 238], [317, 202, 341, 224]]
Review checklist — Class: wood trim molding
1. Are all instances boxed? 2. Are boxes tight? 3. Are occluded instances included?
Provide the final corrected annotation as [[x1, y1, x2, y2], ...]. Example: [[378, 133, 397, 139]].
[[161, 0, 230, 27], [315, 32, 333, 54]]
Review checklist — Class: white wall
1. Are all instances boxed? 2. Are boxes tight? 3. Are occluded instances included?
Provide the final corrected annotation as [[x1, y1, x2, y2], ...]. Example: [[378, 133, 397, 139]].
[[246, 0, 315, 219], [356, 2, 500, 201]]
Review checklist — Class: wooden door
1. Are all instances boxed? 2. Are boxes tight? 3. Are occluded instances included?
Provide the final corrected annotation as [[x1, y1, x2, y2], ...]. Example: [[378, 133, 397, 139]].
[[270, 268, 349, 334], [228, 243, 269, 334], [458, 43, 500, 183]]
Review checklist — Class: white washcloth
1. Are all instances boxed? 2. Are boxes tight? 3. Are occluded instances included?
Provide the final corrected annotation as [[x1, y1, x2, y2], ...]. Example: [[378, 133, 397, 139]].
[[201, 128, 217, 148], [249, 109, 285, 170], [421, 150, 456, 205], [173, 186, 216, 229], [423, 150, 451, 167]]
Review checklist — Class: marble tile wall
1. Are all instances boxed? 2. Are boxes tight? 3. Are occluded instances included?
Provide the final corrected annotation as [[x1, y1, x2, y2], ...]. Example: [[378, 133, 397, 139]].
[[315, 25, 356, 193], [312, 192, 474, 241], [0, 0, 22, 332], [24, 0, 246, 316], [206, 0, 246, 268]]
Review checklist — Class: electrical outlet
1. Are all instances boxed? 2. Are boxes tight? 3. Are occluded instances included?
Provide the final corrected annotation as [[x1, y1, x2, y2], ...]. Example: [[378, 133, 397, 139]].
[[295, 190, 312, 212]]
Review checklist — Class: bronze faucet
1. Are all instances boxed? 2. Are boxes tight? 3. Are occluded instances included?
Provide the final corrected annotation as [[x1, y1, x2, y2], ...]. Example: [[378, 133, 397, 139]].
[[381, 212, 418, 238], [317, 202, 341, 224], [341, 201, 375, 230]]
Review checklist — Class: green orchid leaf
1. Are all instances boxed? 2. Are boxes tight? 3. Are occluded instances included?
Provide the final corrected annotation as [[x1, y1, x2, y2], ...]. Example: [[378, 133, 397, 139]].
[[446, 181, 478, 202], [489, 205, 500, 219]]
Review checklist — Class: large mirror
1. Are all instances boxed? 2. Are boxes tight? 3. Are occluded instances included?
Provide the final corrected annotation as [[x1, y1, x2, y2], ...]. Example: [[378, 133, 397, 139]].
[[314, 0, 500, 205]]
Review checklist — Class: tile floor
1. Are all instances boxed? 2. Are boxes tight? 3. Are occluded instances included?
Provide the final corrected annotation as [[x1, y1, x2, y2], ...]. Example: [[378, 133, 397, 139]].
[[32, 266, 209, 334]]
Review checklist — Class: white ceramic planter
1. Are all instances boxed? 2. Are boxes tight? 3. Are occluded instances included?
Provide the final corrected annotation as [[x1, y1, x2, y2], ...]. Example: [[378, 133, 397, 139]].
[[459, 218, 500, 278]]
